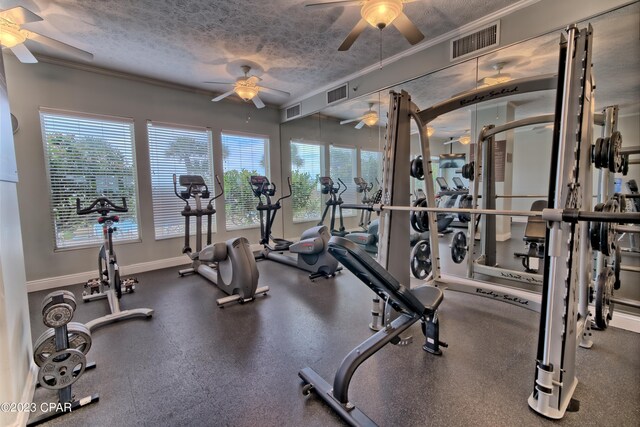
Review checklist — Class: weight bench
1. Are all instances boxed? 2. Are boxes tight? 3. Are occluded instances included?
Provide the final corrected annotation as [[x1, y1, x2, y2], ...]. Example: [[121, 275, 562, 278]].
[[299, 236, 445, 427], [515, 200, 547, 272]]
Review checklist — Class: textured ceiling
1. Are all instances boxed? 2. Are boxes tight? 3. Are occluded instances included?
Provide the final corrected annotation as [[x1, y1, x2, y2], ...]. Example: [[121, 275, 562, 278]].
[[0, 0, 517, 105], [322, 3, 640, 138]]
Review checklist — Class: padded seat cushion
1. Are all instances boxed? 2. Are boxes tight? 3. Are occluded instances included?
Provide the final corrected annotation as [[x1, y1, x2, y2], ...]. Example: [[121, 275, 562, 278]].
[[524, 200, 547, 242], [328, 236, 443, 316]]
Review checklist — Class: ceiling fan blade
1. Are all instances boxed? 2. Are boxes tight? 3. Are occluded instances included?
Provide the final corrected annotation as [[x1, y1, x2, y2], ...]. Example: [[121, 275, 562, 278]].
[[27, 31, 93, 61], [259, 86, 290, 97], [9, 43, 37, 63], [355, 120, 366, 129], [392, 12, 424, 45], [204, 81, 234, 85], [340, 117, 360, 125], [305, 1, 362, 9], [252, 95, 266, 109], [0, 6, 42, 24], [338, 18, 368, 51], [212, 90, 235, 102]]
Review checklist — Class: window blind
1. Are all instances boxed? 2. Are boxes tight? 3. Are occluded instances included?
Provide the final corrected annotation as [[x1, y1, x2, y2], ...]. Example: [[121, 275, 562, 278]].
[[41, 110, 139, 249], [148, 122, 214, 239], [221, 132, 269, 230], [329, 145, 357, 216], [291, 141, 323, 223]]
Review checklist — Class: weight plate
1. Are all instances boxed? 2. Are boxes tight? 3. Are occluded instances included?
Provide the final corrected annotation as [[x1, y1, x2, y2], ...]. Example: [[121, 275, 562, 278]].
[[599, 200, 617, 256], [42, 303, 74, 328], [468, 161, 474, 181], [41, 291, 76, 315], [410, 156, 424, 180], [38, 348, 87, 390], [593, 138, 602, 167], [450, 232, 467, 264], [613, 243, 621, 290], [411, 198, 426, 232], [599, 137, 610, 170], [621, 155, 629, 176], [594, 267, 615, 330], [33, 322, 92, 367], [608, 131, 623, 172], [590, 203, 604, 251], [410, 240, 432, 279]]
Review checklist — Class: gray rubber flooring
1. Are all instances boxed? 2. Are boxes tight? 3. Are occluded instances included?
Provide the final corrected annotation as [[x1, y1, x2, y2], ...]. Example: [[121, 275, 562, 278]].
[[27, 225, 640, 426]]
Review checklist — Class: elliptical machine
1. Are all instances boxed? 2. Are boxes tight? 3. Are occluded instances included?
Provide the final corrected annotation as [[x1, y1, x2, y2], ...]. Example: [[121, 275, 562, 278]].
[[250, 175, 340, 280], [318, 176, 347, 236], [173, 174, 269, 307]]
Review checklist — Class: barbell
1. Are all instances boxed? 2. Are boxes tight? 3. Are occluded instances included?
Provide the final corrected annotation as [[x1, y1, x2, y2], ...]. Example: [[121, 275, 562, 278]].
[[341, 203, 640, 224]]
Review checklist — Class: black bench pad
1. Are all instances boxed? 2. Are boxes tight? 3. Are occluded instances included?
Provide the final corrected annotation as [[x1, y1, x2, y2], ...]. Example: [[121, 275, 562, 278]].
[[328, 236, 443, 316]]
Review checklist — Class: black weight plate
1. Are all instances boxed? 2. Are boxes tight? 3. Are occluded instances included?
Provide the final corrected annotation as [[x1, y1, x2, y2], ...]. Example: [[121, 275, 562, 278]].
[[594, 267, 615, 330], [468, 161, 474, 181], [622, 155, 629, 176], [450, 232, 467, 264], [613, 243, 621, 290], [599, 137, 610, 170], [599, 200, 617, 256], [410, 240, 432, 279], [593, 138, 602, 167], [590, 203, 605, 251]]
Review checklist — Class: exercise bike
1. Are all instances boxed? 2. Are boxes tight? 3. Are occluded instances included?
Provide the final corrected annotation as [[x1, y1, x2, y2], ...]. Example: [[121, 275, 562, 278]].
[[173, 174, 269, 307], [250, 175, 340, 280], [318, 176, 347, 236], [76, 197, 154, 331]]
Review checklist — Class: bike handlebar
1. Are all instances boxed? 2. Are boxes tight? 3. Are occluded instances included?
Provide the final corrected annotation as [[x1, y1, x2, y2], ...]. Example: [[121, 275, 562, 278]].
[[77, 197, 128, 216]]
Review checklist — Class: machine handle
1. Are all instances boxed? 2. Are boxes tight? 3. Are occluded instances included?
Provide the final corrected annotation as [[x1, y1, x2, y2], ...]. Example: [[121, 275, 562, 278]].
[[276, 177, 293, 204], [76, 197, 128, 215], [337, 178, 347, 196], [212, 175, 224, 200]]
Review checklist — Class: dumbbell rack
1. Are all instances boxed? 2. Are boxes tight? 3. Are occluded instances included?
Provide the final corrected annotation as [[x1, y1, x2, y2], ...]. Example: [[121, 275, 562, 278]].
[[28, 291, 98, 426]]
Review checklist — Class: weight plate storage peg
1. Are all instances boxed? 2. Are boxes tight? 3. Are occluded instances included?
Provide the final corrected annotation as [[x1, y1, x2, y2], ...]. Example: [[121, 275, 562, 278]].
[[33, 322, 92, 367], [594, 267, 615, 330], [450, 231, 467, 264], [410, 240, 432, 279], [38, 348, 87, 390]]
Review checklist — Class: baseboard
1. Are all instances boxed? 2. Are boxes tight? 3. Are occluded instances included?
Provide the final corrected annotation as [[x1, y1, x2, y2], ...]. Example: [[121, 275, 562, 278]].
[[10, 363, 38, 427], [26, 256, 188, 293], [608, 310, 640, 333]]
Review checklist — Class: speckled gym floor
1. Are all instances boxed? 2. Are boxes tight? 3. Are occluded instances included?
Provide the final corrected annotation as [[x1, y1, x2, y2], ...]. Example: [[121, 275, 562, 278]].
[[27, 224, 640, 426]]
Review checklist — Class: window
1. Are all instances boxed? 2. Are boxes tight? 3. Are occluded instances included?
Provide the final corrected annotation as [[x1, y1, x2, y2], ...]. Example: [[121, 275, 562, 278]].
[[360, 149, 383, 194], [221, 132, 269, 230], [148, 122, 214, 239], [41, 109, 138, 249], [329, 146, 357, 216], [291, 141, 324, 223]]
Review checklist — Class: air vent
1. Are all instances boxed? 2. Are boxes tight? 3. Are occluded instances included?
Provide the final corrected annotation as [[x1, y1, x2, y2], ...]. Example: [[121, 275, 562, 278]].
[[327, 84, 348, 105], [450, 21, 500, 61], [285, 104, 301, 120]]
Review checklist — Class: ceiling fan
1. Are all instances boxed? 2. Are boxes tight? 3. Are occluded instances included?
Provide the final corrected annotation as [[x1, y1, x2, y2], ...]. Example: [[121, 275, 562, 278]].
[[305, 0, 424, 51], [0, 6, 93, 63], [205, 65, 290, 109], [340, 103, 379, 129], [477, 61, 513, 88], [444, 133, 473, 145]]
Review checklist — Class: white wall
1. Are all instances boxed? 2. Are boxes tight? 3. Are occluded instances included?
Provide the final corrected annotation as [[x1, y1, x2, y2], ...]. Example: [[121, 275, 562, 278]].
[[4, 55, 281, 283], [0, 52, 36, 427]]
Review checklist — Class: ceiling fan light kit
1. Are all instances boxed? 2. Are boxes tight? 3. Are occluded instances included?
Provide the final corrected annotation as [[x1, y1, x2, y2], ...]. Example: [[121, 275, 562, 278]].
[[362, 111, 379, 126], [234, 81, 259, 101], [458, 135, 471, 145], [362, 0, 403, 29], [0, 19, 27, 48]]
